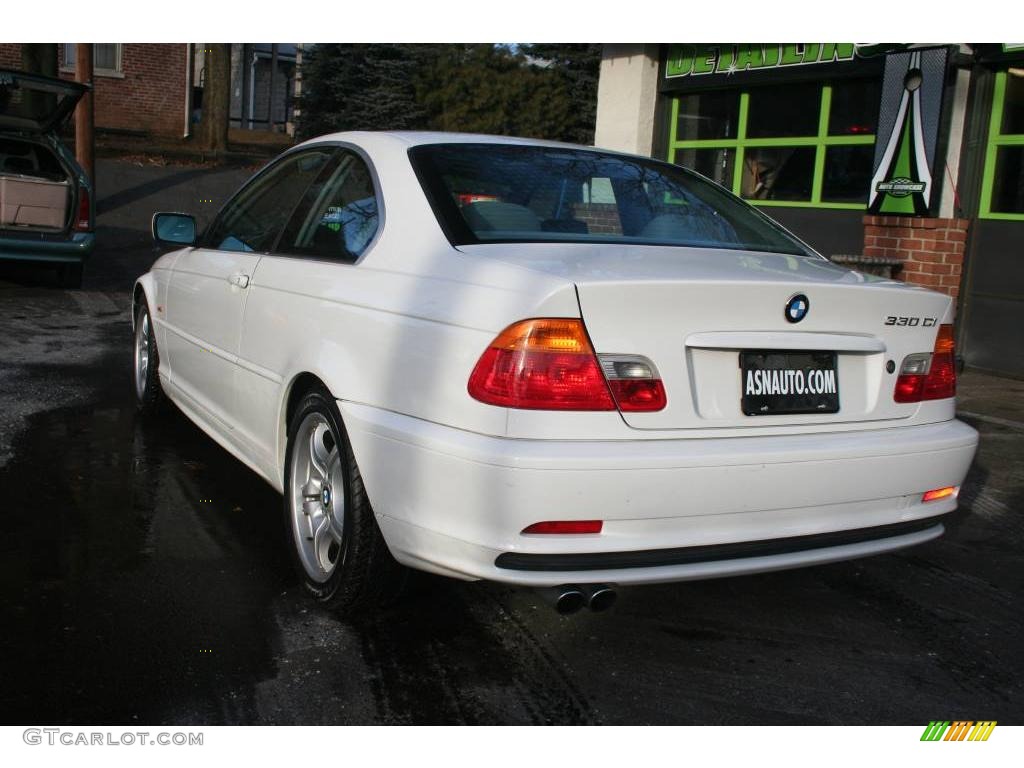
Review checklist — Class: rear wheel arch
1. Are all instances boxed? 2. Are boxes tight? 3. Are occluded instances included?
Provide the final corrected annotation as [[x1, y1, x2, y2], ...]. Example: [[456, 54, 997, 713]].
[[132, 278, 155, 332], [280, 372, 336, 482]]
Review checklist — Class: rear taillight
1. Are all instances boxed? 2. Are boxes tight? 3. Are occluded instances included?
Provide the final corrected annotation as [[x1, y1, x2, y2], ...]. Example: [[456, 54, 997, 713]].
[[468, 319, 616, 410], [894, 324, 957, 403], [468, 319, 667, 412], [74, 188, 91, 232]]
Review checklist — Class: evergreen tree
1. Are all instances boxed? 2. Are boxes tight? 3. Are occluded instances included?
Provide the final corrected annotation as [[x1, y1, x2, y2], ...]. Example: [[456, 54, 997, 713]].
[[297, 43, 599, 144], [523, 44, 603, 145], [298, 44, 424, 138]]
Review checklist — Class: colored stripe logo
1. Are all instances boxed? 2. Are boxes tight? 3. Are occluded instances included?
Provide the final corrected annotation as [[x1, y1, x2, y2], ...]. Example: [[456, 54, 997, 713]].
[[921, 721, 997, 741]]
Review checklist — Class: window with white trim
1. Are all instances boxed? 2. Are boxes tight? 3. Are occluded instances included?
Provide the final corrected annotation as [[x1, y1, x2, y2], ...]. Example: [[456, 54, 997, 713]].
[[61, 44, 123, 76]]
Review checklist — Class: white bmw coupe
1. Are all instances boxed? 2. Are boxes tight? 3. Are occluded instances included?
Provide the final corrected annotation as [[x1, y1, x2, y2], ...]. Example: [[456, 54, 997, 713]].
[[134, 132, 978, 615]]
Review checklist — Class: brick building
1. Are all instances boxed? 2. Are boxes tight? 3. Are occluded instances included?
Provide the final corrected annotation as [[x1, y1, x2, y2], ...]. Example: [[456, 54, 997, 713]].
[[0, 43, 298, 138], [0, 44, 190, 136], [595, 44, 1024, 377]]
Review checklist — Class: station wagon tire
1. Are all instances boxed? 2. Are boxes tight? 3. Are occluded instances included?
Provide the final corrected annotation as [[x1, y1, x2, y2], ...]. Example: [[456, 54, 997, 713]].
[[284, 386, 406, 614], [133, 302, 165, 413], [59, 262, 83, 289]]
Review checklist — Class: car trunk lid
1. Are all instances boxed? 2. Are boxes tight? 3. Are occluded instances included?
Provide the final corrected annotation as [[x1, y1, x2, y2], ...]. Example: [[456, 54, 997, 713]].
[[458, 242, 953, 430]]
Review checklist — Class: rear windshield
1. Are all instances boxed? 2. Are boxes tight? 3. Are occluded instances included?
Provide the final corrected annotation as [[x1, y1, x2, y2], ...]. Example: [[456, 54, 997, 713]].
[[409, 143, 815, 257]]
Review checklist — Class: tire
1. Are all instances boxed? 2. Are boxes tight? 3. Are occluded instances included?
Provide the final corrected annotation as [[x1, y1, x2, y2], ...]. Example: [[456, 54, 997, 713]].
[[59, 262, 83, 289], [284, 385, 406, 615], [133, 302, 165, 413]]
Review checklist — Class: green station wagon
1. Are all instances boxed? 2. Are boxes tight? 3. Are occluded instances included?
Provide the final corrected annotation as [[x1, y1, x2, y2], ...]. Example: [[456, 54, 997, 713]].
[[0, 69, 94, 288]]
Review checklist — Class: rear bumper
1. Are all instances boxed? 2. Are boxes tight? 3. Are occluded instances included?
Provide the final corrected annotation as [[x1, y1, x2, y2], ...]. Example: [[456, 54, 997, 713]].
[[0, 231, 94, 263], [339, 402, 979, 586]]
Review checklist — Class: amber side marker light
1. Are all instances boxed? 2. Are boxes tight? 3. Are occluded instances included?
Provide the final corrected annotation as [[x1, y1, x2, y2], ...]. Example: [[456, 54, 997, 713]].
[[522, 521, 604, 534], [922, 486, 958, 503]]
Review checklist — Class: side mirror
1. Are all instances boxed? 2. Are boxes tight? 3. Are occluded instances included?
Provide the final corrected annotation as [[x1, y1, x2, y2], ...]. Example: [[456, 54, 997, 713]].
[[152, 212, 196, 247]]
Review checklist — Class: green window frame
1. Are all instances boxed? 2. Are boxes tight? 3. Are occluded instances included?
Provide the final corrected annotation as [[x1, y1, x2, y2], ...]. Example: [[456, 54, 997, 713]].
[[979, 70, 1024, 221], [667, 84, 876, 209]]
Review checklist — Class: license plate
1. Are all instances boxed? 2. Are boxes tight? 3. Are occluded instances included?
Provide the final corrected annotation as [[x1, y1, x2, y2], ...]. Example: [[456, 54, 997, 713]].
[[740, 350, 839, 416]]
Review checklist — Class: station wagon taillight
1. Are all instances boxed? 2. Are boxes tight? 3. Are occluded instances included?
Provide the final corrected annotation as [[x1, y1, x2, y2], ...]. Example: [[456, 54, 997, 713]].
[[894, 324, 957, 403], [74, 188, 92, 232], [468, 319, 666, 412]]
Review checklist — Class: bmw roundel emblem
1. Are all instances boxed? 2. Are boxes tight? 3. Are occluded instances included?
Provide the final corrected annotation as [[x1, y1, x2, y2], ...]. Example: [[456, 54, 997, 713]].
[[785, 294, 810, 323]]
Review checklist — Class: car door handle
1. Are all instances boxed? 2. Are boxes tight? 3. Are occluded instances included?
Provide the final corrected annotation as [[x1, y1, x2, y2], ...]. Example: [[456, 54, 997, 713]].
[[228, 272, 250, 289]]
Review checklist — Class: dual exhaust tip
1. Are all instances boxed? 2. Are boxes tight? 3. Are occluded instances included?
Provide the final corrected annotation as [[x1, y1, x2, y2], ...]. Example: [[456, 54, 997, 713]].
[[543, 584, 617, 615]]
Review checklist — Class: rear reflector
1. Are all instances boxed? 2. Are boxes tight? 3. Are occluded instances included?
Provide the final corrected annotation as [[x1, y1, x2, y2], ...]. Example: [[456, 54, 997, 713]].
[[522, 520, 603, 534], [894, 324, 957, 403], [922, 486, 957, 503], [468, 319, 616, 410]]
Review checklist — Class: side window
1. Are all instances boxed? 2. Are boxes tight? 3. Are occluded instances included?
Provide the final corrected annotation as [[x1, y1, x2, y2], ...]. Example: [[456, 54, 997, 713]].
[[278, 150, 380, 260], [204, 149, 334, 253]]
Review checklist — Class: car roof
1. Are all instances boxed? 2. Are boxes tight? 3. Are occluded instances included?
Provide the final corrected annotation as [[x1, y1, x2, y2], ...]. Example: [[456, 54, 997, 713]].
[[295, 130, 651, 163]]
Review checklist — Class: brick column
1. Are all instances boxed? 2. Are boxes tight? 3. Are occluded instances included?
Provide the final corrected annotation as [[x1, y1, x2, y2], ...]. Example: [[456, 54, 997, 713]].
[[862, 215, 969, 299]]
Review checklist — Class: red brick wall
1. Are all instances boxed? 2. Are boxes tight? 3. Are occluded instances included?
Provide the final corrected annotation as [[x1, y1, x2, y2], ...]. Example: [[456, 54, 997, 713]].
[[573, 202, 622, 235], [62, 44, 187, 136], [1, 44, 187, 136], [0, 44, 22, 69], [863, 215, 969, 299]]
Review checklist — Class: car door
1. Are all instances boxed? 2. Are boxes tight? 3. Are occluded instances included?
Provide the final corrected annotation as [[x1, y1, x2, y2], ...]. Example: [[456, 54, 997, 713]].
[[163, 148, 335, 444], [234, 148, 382, 477]]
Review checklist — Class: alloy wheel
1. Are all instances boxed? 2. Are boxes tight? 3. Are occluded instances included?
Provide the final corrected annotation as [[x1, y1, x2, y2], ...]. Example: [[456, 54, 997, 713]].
[[289, 413, 347, 582], [134, 311, 150, 401]]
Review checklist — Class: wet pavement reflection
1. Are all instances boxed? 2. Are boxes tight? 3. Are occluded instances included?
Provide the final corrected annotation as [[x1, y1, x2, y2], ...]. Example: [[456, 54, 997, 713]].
[[0, 336, 597, 724]]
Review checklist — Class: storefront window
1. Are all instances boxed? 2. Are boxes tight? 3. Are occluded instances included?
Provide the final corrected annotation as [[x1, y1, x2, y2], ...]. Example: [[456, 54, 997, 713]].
[[675, 91, 740, 141], [667, 79, 879, 209], [822, 145, 875, 203], [981, 70, 1024, 218], [746, 83, 821, 138], [1000, 70, 1024, 134], [741, 147, 815, 200], [828, 79, 881, 135], [674, 146, 735, 188]]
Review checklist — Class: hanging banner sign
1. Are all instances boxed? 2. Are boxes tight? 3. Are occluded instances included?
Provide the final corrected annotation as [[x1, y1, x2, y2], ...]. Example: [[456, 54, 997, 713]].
[[665, 44, 857, 78], [868, 47, 950, 216], [661, 44, 874, 91]]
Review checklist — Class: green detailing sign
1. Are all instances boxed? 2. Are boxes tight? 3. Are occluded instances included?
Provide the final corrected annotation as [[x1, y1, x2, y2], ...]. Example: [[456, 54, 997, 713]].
[[665, 44, 856, 78]]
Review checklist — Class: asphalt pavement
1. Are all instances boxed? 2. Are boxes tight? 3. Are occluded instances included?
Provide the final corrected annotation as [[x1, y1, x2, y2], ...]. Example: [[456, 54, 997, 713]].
[[0, 159, 1021, 725]]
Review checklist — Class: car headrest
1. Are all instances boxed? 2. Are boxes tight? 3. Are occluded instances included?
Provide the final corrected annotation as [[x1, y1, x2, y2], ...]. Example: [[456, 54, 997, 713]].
[[640, 210, 740, 246], [462, 201, 541, 233]]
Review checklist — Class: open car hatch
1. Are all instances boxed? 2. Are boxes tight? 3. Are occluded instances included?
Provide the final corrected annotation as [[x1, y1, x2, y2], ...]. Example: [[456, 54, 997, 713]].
[[0, 69, 86, 134]]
